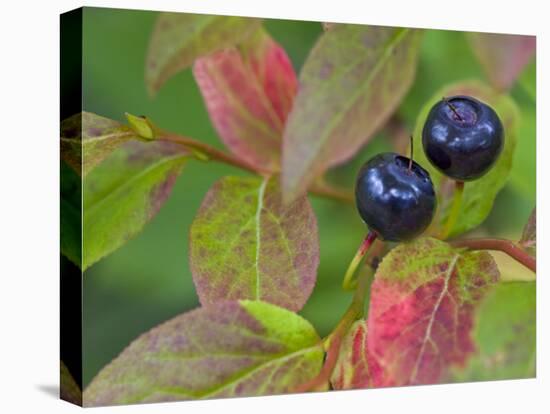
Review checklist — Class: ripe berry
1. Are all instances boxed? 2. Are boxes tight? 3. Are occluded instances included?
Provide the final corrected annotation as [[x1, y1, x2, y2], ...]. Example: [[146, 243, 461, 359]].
[[422, 95, 504, 181], [355, 152, 436, 242]]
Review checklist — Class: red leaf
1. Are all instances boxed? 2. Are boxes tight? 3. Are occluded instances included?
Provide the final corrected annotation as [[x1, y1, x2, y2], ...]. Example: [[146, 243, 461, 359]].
[[193, 29, 297, 171], [367, 238, 499, 386], [468, 33, 536, 91], [331, 320, 391, 390], [242, 30, 297, 125]]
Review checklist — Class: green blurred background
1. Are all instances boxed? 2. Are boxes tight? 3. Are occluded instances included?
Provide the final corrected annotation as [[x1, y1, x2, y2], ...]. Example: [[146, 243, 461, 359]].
[[81, 7, 536, 386]]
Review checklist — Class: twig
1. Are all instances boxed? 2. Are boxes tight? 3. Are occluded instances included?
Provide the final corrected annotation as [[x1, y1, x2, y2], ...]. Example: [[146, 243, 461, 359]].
[[451, 238, 536, 273], [295, 241, 374, 392], [159, 132, 271, 174], [158, 131, 354, 204], [342, 232, 377, 290]]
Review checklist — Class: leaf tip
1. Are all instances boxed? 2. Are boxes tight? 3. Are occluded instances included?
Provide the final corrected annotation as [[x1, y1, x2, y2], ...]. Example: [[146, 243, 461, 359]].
[[144, 71, 161, 98], [146, 83, 157, 99]]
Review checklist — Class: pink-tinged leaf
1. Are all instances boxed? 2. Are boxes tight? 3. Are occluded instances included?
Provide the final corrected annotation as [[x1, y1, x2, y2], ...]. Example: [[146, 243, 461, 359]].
[[520, 208, 536, 255], [240, 29, 298, 125], [84, 300, 324, 406], [193, 29, 297, 171], [190, 176, 319, 312], [367, 238, 499, 386], [146, 12, 261, 95], [467, 33, 536, 91], [282, 25, 423, 202], [331, 320, 391, 390], [61, 112, 136, 177]]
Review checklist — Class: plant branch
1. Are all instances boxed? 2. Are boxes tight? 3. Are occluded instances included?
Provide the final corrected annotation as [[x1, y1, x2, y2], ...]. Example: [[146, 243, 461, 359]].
[[159, 132, 271, 174], [451, 238, 536, 273], [342, 232, 377, 290], [295, 236, 375, 393], [158, 131, 354, 204]]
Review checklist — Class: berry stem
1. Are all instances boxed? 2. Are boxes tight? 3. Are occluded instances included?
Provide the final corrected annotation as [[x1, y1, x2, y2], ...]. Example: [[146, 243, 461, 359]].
[[443, 97, 464, 121], [440, 180, 464, 239], [408, 135, 414, 172], [451, 238, 536, 273], [295, 242, 375, 393], [342, 232, 378, 291]]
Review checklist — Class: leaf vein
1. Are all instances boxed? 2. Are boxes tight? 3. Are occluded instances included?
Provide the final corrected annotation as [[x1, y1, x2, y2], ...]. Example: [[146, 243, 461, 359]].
[[409, 254, 459, 383]]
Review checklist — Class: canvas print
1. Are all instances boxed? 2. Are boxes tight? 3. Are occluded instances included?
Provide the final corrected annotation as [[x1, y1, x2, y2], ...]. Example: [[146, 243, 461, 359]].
[[60, 6, 536, 407]]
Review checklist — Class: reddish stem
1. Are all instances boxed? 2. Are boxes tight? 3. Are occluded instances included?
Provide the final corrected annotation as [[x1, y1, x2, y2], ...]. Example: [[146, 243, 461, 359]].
[[158, 132, 354, 204], [296, 232, 377, 392], [451, 238, 536, 273], [366, 239, 386, 270], [294, 323, 346, 393], [342, 232, 378, 290], [159, 132, 269, 174]]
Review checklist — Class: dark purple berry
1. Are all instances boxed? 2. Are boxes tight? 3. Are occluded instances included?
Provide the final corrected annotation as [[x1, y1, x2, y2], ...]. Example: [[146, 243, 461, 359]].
[[422, 95, 504, 181], [355, 152, 436, 242]]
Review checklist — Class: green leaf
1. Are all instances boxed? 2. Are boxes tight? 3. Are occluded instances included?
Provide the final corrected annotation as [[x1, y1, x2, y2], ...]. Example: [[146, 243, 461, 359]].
[[520, 208, 536, 255], [466, 33, 535, 91], [368, 237, 500, 385], [452, 282, 535, 381], [83, 140, 188, 270], [61, 361, 82, 405], [518, 60, 536, 102], [190, 176, 319, 311], [84, 300, 324, 406], [412, 80, 520, 237], [145, 12, 262, 95], [61, 112, 137, 177], [60, 160, 81, 267], [282, 25, 423, 202], [509, 105, 535, 202]]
